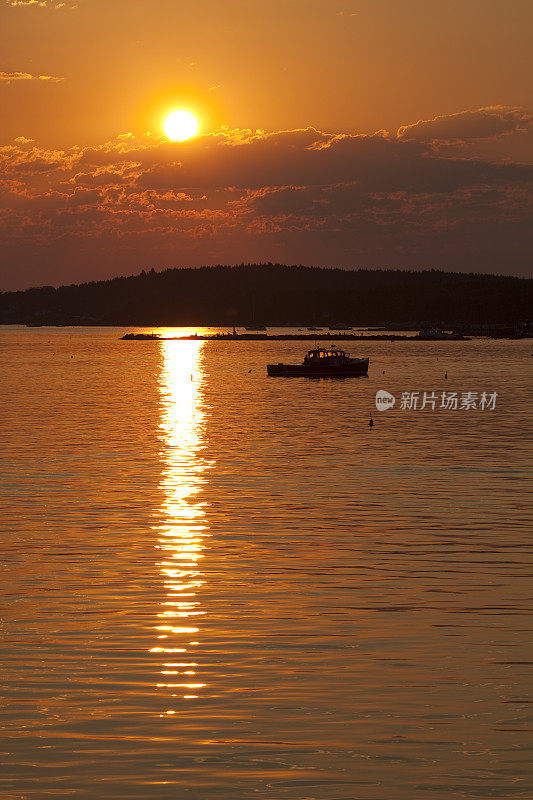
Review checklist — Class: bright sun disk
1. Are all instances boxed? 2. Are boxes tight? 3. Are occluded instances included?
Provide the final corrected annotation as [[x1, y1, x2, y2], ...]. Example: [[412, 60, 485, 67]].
[[164, 110, 199, 142]]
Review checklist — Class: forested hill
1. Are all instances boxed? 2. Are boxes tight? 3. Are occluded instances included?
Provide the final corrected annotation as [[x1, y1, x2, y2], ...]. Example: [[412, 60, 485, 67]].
[[1, 264, 531, 327]]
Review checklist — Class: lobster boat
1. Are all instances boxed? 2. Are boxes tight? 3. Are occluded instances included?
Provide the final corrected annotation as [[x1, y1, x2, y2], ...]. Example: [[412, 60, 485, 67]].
[[267, 346, 369, 377]]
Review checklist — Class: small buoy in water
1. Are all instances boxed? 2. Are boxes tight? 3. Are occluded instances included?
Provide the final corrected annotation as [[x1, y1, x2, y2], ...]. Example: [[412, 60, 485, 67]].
[[191, 374, 193, 381], [445, 371, 448, 379], [369, 414, 374, 428], [382, 370, 385, 374], [248, 369, 252, 373]]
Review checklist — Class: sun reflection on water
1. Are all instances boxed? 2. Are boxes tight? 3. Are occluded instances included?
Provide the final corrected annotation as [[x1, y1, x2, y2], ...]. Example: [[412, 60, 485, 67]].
[[152, 339, 210, 707]]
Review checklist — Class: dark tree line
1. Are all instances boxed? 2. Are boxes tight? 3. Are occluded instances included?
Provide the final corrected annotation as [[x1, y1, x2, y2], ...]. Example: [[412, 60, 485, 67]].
[[0, 264, 531, 327]]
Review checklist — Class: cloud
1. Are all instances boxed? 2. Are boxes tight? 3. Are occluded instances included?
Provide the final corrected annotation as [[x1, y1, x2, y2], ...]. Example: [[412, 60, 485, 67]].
[[397, 106, 533, 143], [0, 111, 531, 288], [6, 1, 74, 8], [0, 71, 64, 82], [130, 127, 529, 200]]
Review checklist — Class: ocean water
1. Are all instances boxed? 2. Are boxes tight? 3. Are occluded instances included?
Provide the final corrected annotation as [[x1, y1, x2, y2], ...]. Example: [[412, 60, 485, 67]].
[[1, 326, 532, 800]]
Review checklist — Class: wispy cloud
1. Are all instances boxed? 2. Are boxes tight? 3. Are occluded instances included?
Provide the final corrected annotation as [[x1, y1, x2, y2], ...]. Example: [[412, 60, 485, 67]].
[[0, 71, 64, 82], [6, 1, 75, 8]]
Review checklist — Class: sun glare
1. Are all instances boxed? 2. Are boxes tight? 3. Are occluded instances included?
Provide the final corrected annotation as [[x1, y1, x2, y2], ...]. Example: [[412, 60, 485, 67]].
[[164, 110, 199, 142]]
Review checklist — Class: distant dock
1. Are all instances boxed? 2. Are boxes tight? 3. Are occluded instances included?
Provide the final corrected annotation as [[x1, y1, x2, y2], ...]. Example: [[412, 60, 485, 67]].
[[121, 331, 419, 342]]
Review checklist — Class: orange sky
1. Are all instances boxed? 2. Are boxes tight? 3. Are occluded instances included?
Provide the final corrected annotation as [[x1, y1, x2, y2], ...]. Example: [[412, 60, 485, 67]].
[[1, 0, 532, 288]]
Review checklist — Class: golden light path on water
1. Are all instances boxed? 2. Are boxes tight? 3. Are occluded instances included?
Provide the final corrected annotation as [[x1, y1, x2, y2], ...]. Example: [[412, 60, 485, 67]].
[[151, 339, 210, 710]]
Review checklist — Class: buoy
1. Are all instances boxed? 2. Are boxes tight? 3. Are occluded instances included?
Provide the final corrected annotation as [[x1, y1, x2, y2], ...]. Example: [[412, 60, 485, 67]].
[[445, 371, 447, 379], [382, 370, 385, 374], [369, 414, 374, 428]]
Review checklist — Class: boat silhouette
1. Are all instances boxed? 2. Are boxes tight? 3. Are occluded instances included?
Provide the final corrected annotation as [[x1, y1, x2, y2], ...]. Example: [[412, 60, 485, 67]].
[[267, 346, 369, 377]]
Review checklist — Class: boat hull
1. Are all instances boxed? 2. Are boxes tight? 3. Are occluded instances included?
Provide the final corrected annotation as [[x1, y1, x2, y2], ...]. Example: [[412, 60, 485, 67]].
[[267, 359, 369, 377]]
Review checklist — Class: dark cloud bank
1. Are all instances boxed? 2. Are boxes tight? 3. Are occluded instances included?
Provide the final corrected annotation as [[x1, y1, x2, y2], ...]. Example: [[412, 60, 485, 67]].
[[1, 106, 532, 290]]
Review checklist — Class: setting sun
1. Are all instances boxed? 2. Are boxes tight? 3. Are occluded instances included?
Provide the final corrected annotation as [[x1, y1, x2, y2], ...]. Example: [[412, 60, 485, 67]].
[[164, 109, 199, 142]]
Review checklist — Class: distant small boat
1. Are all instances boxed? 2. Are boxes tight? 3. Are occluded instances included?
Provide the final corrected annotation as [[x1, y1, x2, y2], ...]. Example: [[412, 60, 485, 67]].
[[267, 346, 369, 377], [416, 328, 466, 340], [329, 322, 352, 331]]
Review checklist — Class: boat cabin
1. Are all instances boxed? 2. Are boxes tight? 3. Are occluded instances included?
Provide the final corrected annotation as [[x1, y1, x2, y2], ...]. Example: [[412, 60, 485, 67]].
[[303, 347, 349, 365]]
